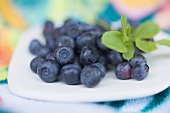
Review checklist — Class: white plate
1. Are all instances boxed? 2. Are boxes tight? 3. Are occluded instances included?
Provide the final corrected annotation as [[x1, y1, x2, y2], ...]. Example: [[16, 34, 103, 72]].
[[8, 26, 170, 102]]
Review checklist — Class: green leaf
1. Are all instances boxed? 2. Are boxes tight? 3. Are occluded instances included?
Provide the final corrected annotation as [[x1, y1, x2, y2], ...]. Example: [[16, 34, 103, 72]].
[[121, 34, 129, 43], [102, 31, 127, 53], [155, 39, 170, 47], [126, 24, 131, 37], [133, 21, 160, 39], [121, 14, 127, 35], [123, 43, 135, 60], [135, 39, 157, 52]]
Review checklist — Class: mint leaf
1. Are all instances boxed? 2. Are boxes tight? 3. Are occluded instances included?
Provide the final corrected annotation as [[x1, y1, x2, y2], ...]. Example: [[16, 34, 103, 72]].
[[123, 43, 135, 60], [102, 31, 127, 53], [126, 24, 131, 37], [121, 34, 129, 43], [135, 39, 157, 52], [155, 39, 170, 47], [133, 21, 160, 39], [121, 14, 127, 35]]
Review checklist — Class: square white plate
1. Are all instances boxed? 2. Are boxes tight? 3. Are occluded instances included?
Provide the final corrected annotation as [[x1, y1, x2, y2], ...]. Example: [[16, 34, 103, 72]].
[[8, 26, 170, 102]]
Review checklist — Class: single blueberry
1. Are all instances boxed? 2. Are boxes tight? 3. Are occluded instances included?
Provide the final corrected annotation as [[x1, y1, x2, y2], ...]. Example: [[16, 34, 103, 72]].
[[37, 59, 60, 83], [96, 55, 108, 68], [80, 65, 102, 88], [78, 23, 95, 32], [64, 18, 78, 27], [107, 50, 123, 67], [76, 32, 96, 50], [115, 62, 131, 80], [128, 54, 147, 68], [64, 23, 81, 39], [60, 64, 82, 85], [92, 63, 106, 79], [89, 25, 106, 38], [131, 62, 149, 81], [53, 27, 65, 40], [54, 46, 75, 66], [45, 53, 55, 60], [30, 57, 45, 73], [57, 35, 75, 48], [45, 35, 57, 50], [43, 20, 54, 36], [35, 46, 51, 57], [80, 45, 99, 65], [29, 39, 42, 55], [96, 35, 110, 52]]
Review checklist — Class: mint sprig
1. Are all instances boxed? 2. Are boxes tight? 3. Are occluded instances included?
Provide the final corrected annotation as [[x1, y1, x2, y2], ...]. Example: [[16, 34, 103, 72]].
[[102, 31, 127, 52], [102, 14, 170, 60]]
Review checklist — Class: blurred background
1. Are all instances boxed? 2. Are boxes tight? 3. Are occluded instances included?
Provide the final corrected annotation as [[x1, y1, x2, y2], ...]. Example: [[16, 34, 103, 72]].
[[0, 0, 170, 112], [1, 0, 170, 81]]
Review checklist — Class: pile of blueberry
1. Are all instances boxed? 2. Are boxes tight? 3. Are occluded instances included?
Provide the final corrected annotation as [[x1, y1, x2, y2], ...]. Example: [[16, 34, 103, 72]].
[[29, 19, 149, 88]]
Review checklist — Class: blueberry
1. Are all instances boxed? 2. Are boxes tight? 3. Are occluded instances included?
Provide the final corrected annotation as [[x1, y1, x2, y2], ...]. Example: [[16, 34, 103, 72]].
[[60, 64, 82, 85], [92, 63, 106, 79], [78, 23, 95, 32], [43, 20, 54, 36], [80, 45, 99, 65], [94, 25, 107, 33], [45, 53, 55, 60], [80, 65, 102, 88], [64, 18, 77, 27], [129, 20, 139, 29], [54, 46, 75, 66], [30, 57, 45, 73], [131, 62, 149, 81], [53, 27, 65, 40], [45, 35, 57, 50], [29, 39, 42, 55], [96, 55, 108, 68], [89, 25, 106, 38], [65, 23, 81, 39], [96, 35, 110, 52], [107, 50, 123, 67], [115, 62, 131, 80], [128, 54, 147, 67], [57, 73, 62, 81], [35, 46, 51, 57], [37, 59, 60, 83], [57, 35, 75, 48], [76, 32, 96, 50], [73, 56, 83, 67]]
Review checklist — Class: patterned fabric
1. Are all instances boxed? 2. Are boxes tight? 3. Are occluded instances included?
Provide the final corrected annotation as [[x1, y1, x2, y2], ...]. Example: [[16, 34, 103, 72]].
[[0, 0, 170, 112]]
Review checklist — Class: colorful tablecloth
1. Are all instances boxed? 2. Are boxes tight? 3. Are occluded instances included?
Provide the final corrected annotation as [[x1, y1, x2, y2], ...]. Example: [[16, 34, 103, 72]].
[[0, 0, 170, 113]]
